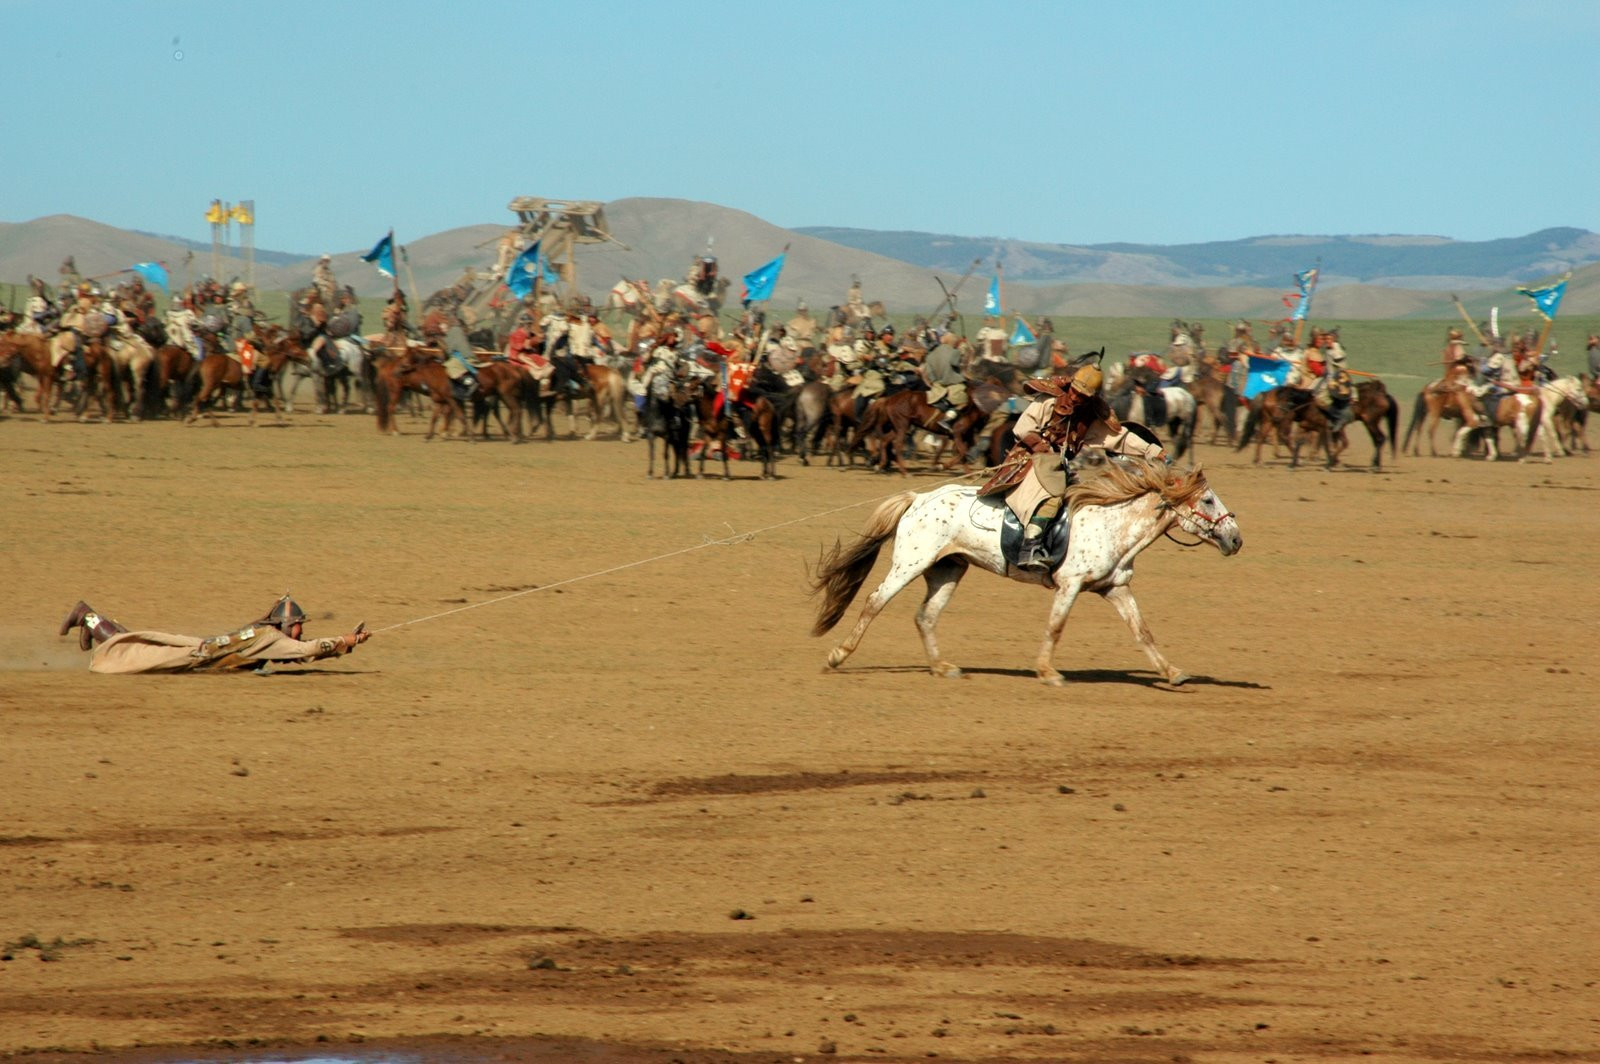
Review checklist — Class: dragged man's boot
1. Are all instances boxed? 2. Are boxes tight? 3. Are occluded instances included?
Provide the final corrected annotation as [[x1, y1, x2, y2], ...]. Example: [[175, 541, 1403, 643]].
[[60, 601, 128, 651]]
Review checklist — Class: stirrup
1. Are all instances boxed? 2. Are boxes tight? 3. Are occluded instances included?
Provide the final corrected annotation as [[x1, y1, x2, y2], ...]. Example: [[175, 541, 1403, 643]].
[[1015, 540, 1050, 573]]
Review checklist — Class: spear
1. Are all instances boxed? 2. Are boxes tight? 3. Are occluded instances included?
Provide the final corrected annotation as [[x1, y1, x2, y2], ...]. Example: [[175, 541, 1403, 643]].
[[1449, 295, 1491, 347]]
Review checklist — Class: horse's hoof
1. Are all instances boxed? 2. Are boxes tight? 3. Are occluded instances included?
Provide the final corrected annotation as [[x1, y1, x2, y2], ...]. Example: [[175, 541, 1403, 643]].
[[1038, 671, 1066, 688], [1167, 671, 1190, 687], [826, 648, 849, 669], [930, 661, 964, 679]]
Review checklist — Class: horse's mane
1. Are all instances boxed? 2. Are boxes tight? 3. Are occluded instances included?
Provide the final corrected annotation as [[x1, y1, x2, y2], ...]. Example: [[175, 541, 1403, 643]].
[[1066, 460, 1207, 511]]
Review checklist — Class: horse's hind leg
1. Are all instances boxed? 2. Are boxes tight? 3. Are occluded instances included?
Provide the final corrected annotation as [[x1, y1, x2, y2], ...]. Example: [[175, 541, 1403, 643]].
[[915, 556, 969, 678], [1101, 584, 1186, 686], [826, 543, 939, 671]]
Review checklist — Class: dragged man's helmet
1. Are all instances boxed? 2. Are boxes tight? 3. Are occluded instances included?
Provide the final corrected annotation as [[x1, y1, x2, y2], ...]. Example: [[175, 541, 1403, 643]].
[[257, 592, 308, 630]]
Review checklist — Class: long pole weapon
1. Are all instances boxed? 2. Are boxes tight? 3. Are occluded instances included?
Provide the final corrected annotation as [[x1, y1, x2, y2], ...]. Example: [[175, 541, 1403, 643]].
[[927, 257, 982, 324], [1449, 294, 1491, 347]]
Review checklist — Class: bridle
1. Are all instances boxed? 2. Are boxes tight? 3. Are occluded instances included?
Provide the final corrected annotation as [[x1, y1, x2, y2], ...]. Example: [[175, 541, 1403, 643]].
[[1164, 493, 1233, 548]]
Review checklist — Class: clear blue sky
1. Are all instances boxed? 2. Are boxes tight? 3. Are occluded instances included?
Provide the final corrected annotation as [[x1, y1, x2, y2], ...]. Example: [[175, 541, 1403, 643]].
[[3, 0, 1595, 255]]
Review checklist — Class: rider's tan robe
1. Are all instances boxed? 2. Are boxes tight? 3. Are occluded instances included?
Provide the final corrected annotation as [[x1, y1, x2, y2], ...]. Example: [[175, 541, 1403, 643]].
[[986, 397, 1165, 522], [89, 627, 351, 675]]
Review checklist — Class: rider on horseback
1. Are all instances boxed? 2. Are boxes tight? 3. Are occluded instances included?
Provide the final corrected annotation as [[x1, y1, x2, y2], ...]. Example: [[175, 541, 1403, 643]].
[[979, 363, 1168, 574], [1320, 346, 1355, 434]]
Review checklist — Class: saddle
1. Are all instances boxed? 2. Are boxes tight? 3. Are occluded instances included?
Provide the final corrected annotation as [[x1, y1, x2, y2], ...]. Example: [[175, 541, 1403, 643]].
[[985, 497, 1072, 576]]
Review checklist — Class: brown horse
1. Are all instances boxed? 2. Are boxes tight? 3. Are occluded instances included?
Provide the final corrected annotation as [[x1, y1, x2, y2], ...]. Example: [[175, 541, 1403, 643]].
[[72, 338, 119, 422], [850, 390, 988, 476], [0, 331, 62, 419], [1186, 354, 1241, 445], [1237, 387, 1333, 469], [371, 349, 470, 441], [186, 334, 309, 426], [152, 345, 196, 417], [1403, 378, 1484, 456], [822, 387, 869, 467], [468, 361, 535, 443], [1336, 379, 1400, 470], [693, 379, 777, 479]]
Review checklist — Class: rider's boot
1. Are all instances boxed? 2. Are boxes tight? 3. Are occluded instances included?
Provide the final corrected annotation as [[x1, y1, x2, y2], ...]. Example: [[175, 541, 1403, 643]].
[[60, 601, 128, 651], [1015, 519, 1052, 573]]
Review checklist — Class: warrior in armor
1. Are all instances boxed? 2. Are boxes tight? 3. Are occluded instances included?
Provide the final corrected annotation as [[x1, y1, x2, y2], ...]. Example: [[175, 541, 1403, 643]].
[[978, 364, 1167, 574], [689, 255, 718, 298], [1320, 346, 1355, 434], [165, 293, 202, 358], [19, 277, 56, 336], [312, 254, 338, 307], [786, 301, 818, 345], [59, 593, 370, 675]]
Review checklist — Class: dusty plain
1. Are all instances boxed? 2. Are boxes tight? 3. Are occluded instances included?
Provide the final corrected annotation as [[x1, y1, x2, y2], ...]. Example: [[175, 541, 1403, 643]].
[[1, 408, 1596, 1063]]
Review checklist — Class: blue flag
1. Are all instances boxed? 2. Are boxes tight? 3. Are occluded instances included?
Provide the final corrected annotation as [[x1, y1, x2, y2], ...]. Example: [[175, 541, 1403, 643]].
[[984, 276, 1001, 316], [1009, 316, 1036, 346], [1244, 355, 1294, 399], [129, 261, 169, 292], [506, 240, 543, 299], [741, 252, 786, 304], [360, 232, 395, 278], [1289, 267, 1318, 321], [1516, 278, 1567, 321]]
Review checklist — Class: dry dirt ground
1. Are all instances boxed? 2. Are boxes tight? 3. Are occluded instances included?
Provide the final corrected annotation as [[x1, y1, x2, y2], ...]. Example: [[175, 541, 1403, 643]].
[[1, 409, 1596, 1064]]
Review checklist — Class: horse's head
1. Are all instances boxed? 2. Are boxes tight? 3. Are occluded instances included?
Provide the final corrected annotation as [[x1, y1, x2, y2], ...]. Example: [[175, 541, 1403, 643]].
[[1168, 469, 1242, 556]]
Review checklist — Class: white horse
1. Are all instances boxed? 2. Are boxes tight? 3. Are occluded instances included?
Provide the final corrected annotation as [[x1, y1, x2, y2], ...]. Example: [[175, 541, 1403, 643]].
[[1104, 363, 1200, 464], [1453, 390, 1548, 462], [1534, 376, 1588, 457], [104, 332, 156, 421], [811, 461, 1241, 687]]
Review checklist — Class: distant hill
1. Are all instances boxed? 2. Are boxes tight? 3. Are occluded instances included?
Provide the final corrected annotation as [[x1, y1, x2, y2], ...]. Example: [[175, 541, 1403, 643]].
[[793, 225, 1600, 291], [3, 203, 1596, 318]]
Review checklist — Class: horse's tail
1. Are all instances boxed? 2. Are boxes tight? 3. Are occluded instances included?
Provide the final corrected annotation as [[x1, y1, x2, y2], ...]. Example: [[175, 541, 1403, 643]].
[[1235, 401, 1260, 452], [1401, 390, 1428, 452], [1386, 395, 1400, 458], [809, 491, 915, 636]]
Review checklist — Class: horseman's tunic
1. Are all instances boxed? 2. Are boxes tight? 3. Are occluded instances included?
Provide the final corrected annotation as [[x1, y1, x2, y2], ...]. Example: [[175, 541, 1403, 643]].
[[984, 395, 1165, 523], [89, 627, 353, 675]]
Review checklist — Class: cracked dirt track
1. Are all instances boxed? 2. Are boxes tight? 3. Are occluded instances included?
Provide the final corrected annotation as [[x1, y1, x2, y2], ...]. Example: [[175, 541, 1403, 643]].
[[2, 413, 1596, 1063]]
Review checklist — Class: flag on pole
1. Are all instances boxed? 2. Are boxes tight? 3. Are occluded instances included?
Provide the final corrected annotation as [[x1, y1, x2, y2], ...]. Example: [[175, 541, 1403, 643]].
[[741, 251, 787, 305], [1009, 316, 1036, 346], [360, 232, 395, 278], [1516, 277, 1568, 321], [506, 241, 543, 299], [1289, 267, 1318, 321], [983, 276, 1001, 317], [129, 262, 169, 292], [1243, 355, 1294, 399]]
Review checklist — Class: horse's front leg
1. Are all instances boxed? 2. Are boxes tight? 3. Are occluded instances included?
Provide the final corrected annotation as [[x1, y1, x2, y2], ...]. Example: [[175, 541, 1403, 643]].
[[1035, 577, 1087, 686], [1101, 584, 1186, 686], [916, 556, 969, 678]]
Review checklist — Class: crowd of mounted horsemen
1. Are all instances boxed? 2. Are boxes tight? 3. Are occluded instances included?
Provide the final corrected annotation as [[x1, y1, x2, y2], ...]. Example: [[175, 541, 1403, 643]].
[[1, 260, 1596, 477]]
